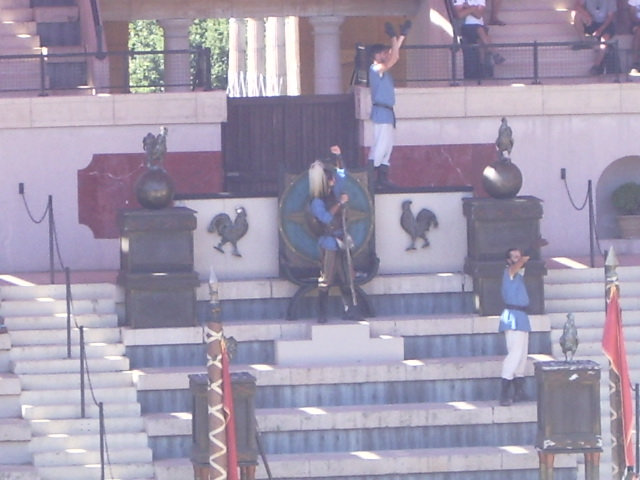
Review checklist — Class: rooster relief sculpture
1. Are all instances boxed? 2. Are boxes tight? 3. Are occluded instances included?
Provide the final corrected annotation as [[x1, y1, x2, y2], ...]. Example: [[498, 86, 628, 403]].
[[208, 206, 248, 257], [400, 200, 438, 251]]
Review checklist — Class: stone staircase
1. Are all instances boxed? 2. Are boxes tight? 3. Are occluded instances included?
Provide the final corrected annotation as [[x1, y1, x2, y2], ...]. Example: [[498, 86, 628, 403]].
[[3, 263, 636, 479], [545, 261, 640, 479], [0, 282, 154, 480], [485, 0, 633, 81], [0, 0, 87, 95]]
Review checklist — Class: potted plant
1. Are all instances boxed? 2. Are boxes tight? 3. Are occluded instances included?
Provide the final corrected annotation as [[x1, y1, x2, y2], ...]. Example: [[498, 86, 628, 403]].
[[612, 182, 640, 238]]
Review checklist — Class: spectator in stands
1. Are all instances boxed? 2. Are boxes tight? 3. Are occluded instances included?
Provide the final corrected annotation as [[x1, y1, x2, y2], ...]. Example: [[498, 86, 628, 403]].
[[573, 0, 617, 75], [628, 0, 640, 74], [453, 0, 506, 65], [488, 0, 505, 25]]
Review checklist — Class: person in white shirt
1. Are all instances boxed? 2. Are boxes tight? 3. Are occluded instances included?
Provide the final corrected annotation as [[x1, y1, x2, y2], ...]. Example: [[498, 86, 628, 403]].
[[628, 0, 640, 74], [453, 0, 506, 65]]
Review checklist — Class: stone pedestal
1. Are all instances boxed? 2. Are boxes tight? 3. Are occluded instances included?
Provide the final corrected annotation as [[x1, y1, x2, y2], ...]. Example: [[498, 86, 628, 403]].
[[463, 196, 546, 315], [118, 207, 199, 328]]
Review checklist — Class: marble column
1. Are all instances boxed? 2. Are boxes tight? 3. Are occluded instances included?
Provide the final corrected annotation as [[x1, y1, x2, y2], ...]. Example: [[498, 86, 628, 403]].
[[158, 19, 192, 92], [265, 16, 286, 96], [308, 15, 345, 95], [284, 16, 300, 96], [246, 17, 265, 96], [228, 18, 247, 96]]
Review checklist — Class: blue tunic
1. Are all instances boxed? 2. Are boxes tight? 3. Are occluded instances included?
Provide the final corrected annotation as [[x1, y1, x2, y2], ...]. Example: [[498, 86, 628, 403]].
[[310, 168, 347, 251], [499, 267, 531, 332], [369, 64, 395, 125]]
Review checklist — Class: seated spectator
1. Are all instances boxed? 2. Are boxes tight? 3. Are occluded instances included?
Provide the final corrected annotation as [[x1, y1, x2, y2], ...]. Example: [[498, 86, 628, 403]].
[[489, 0, 505, 25], [573, 0, 617, 75], [453, 0, 506, 65], [628, 0, 640, 74]]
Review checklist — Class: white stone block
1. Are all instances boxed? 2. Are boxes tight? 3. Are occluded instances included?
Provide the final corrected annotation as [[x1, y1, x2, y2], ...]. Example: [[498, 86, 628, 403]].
[[275, 322, 403, 367]]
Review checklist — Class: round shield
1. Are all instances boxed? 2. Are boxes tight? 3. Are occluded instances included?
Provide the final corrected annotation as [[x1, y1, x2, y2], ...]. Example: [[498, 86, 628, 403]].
[[279, 170, 374, 268]]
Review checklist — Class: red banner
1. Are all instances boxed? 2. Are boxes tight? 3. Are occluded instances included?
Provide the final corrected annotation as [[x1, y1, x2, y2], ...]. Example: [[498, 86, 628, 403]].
[[603, 286, 635, 469]]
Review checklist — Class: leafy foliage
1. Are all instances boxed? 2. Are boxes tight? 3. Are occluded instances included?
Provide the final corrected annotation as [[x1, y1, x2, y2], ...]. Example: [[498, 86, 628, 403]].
[[128, 18, 229, 92], [612, 182, 640, 215]]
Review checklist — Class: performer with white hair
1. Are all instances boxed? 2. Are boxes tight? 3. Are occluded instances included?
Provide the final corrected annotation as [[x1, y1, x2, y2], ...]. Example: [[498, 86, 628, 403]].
[[308, 145, 362, 323]]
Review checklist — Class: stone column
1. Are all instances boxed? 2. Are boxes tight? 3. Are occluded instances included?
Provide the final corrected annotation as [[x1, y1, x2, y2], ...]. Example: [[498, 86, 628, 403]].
[[284, 16, 301, 96], [158, 19, 192, 92], [265, 16, 286, 96], [308, 15, 345, 95], [228, 18, 246, 96], [246, 17, 265, 96]]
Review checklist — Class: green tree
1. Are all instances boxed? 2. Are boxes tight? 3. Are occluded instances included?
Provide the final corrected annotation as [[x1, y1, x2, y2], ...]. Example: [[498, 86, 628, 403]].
[[128, 18, 228, 92], [128, 20, 164, 92], [190, 19, 229, 89]]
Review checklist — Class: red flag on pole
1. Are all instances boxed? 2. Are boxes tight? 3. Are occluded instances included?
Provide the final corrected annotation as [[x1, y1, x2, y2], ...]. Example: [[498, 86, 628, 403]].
[[603, 286, 635, 470]]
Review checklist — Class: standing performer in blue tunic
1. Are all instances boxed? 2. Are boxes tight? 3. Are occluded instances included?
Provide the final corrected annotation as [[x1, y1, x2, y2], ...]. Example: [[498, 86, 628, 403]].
[[367, 32, 405, 190], [498, 247, 531, 406], [308, 146, 362, 323]]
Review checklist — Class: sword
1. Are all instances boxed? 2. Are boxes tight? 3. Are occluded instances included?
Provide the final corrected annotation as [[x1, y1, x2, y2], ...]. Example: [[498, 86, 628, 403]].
[[341, 204, 357, 306]]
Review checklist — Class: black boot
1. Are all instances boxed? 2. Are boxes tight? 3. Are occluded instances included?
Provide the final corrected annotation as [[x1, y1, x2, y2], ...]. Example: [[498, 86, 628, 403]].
[[376, 164, 397, 191], [499, 378, 513, 406], [513, 377, 527, 402], [318, 290, 328, 324]]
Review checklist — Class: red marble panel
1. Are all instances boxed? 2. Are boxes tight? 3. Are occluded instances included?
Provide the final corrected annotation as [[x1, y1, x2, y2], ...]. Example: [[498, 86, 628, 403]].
[[78, 151, 223, 239], [361, 144, 498, 196]]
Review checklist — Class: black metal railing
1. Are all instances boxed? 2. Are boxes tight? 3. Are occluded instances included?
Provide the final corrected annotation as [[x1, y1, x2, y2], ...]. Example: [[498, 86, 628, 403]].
[[0, 48, 213, 97], [399, 40, 627, 86], [0, 39, 634, 98]]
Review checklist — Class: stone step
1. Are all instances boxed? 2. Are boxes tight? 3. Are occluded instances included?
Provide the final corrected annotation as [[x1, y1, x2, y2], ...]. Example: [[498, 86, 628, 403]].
[[11, 355, 129, 375], [501, 0, 572, 10], [0, 21, 36, 36], [0, 395, 22, 418], [21, 386, 137, 406], [34, 446, 151, 467], [546, 264, 640, 283], [0, 442, 33, 465], [0, 8, 34, 22], [37, 462, 154, 480], [10, 342, 125, 361], [3, 313, 118, 331], [549, 325, 640, 342], [546, 296, 640, 313], [0, 0, 30, 8], [251, 445, 577, 479], [548, 311, 640, 328], [0, 418, 31, 441], [0, 372, 22, 395], [30, 415, 144, 436], [33, 5, 79, 23], [0, 282, 116, 301], [0, 298, 115, 317], [20, 370, 133, 391], [497, 9, 573, 25], [491, 22, 575, 40], [0, 465, 39, 480], [30, 431, 149, 454], [546, 281, 640, 299], [23, 401, 141, 420], [9, 326, 121, 346]]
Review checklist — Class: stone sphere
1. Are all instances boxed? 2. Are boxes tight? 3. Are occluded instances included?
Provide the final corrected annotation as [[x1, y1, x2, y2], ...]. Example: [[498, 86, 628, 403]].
[[482, 158, 522, 199], [135, 168, 175, 209]]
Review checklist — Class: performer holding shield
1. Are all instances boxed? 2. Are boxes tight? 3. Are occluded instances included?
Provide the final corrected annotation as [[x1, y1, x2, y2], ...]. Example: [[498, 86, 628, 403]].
[[308, 145, 362, 323]]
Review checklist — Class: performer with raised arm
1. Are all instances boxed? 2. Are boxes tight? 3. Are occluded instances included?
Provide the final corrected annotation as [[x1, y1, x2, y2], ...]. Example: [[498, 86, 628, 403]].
[[308, 145, 362, 323]]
